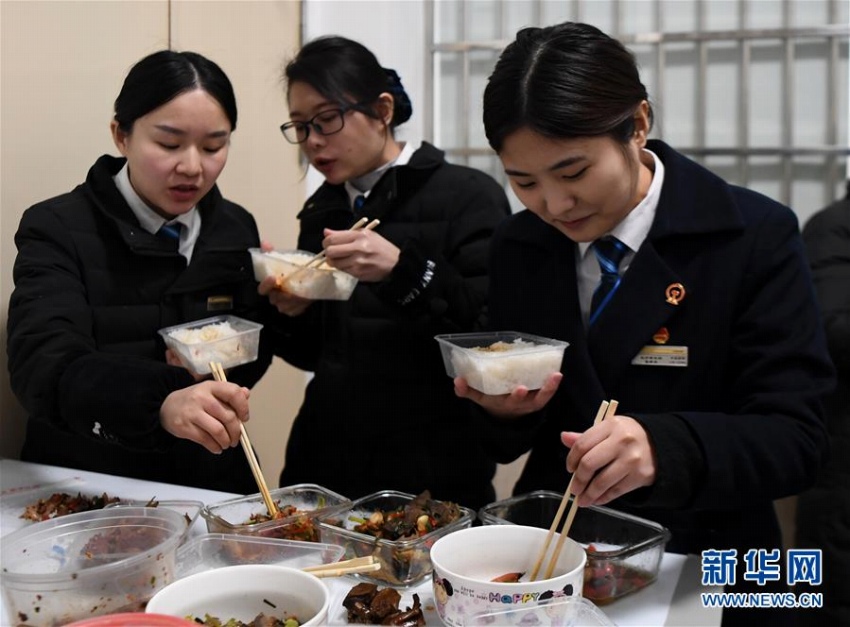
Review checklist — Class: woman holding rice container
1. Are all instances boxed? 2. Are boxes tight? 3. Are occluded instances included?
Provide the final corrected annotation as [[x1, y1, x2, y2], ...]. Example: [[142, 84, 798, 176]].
[[7, 50, 272, 493], [259, 36, 510, 510], [455, 22, 834, 626]]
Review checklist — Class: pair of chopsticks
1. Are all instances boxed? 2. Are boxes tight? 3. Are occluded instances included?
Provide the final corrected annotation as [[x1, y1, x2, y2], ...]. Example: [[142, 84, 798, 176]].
[[302, 555, 382, 579], [300, 217, 381, 272], [528, 399, 620, 582], [209, 361, 279, 518]]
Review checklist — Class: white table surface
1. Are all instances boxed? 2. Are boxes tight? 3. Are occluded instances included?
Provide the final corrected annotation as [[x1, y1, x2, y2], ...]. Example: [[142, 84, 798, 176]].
[[0, 458, 721, 627]]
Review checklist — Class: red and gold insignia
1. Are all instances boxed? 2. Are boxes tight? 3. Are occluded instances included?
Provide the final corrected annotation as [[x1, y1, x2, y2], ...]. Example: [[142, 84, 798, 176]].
[[653, 327, 670, 344], [665, 283, 686, 305]]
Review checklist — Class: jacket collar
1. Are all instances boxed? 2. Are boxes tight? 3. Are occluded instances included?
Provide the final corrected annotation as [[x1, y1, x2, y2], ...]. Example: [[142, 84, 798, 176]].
[[84, 154, 231, 256], [500, 141, 748, 393], [297, 142, 446, 223]]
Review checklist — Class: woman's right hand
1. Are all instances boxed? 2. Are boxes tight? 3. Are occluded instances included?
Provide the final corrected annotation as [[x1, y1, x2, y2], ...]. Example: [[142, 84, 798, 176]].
[[257, 275, 312, 316], [159, 380, 250, 454], [453, 372, 562, 418]]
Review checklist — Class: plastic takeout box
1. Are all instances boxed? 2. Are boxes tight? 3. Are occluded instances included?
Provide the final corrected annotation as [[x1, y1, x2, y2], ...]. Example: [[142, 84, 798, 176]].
[[105, 499, 203, 541], [315, 490, 475, 588], [174, 533, 345, 577], [435, 331, 568, 395], [0, 506, 186, 627], [158, 314, 262, 375], [200, 483, 351, 541], [479, 490, 671, 604], [249, 247, 358, 300], [466, 596, 615, 626]]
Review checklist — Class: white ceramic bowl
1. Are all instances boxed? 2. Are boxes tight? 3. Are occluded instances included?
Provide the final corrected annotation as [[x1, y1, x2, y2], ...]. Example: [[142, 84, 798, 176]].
[[146, 564, 330, 626], [429, 525, 586, 627]]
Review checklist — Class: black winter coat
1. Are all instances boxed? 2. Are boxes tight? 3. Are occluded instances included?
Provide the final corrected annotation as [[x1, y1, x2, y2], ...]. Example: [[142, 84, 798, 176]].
[[475, 142, 833, 626], [7, 155, 273, 493], [275, 142, 511, 510], [795, 187, 850, 627]]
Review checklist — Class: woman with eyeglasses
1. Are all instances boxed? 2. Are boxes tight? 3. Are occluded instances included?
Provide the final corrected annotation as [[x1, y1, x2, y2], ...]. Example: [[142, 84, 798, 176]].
[[260, 35, 511, 510], [456, 22, 833, 626], [7, 50, 273, 493]]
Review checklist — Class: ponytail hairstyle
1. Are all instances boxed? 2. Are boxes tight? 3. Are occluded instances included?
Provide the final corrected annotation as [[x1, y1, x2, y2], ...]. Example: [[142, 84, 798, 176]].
[[284, 36, 413, 131], [114, 50, 237, 133], [483, 22, 653, 152]]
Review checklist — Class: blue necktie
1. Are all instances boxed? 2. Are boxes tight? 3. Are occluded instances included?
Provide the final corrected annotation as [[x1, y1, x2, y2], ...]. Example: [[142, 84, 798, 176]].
[[157, 222, 182, 251], [589, 236, 628, 325], [353, 194, 366, 217]]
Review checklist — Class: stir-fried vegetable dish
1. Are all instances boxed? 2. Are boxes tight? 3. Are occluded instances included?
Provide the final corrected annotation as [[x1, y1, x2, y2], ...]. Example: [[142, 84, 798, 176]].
[[21, 492, 120, 521], [583, 543, 655, 604], [350, 491, 461, 541]]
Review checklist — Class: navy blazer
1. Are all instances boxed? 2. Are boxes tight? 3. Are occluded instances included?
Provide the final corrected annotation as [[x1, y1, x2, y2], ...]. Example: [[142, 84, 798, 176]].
[[480, 140, 834, 556]]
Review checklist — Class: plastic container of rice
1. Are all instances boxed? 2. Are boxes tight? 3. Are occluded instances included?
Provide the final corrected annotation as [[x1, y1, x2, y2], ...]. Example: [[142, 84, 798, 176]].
[[249, 248, 358, 301], [158, 315, 262, 375], [435, 331, 568, 395]]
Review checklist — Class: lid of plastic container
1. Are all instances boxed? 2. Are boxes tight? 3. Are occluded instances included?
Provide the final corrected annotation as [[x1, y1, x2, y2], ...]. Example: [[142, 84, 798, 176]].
[[466, 596, 615, 626], [65, 613, 196, 626]]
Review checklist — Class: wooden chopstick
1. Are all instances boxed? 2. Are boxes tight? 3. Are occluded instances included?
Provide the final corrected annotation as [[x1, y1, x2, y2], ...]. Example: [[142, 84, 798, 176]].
[[209, 361, 279, 518], [541, 399, 620, 580], [302, 555, 382, 578], [528, 400, 615, 582]]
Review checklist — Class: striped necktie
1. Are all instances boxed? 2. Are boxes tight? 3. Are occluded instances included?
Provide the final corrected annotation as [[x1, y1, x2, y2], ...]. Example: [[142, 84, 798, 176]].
[[353, 194, 366, 217], [589, 236, 628, 325], [157, 222, 182, 251]]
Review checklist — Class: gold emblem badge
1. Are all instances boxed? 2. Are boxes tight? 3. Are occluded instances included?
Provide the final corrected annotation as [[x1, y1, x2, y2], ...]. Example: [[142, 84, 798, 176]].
[[665, 283, 686, 305]]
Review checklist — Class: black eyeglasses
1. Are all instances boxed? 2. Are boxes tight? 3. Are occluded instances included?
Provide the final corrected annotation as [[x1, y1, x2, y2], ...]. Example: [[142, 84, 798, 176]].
[[280, 104, 361, 144]]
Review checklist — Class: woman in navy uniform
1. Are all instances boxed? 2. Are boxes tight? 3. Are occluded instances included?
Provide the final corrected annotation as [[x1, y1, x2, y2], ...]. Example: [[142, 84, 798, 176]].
[[260, 36, 510, 510], [457, 22, 834, 626], [8, 51, 272, 493]]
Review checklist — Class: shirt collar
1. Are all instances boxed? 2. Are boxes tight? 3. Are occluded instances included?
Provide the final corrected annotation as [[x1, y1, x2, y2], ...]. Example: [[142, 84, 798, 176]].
[[113, 162, 198, 234], [345, 140, 419, 205], [578, 148, 665, 258]]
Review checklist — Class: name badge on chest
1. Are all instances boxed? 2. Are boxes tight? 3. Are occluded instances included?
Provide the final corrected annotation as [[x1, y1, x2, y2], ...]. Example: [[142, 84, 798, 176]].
[[631, 345, 689, 367], [207, 295, 233, 311]]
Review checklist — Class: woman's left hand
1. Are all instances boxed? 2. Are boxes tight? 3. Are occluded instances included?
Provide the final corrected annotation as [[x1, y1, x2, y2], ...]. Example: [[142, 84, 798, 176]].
[[320, 227, 400, 282], [561, 415, 657, 506]]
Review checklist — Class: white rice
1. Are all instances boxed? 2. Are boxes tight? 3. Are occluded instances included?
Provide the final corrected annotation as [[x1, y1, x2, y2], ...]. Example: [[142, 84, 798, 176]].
[[451, 339, 564, 395]]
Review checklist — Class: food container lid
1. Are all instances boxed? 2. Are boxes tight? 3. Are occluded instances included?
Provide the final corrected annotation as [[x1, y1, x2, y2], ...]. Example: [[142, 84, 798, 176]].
[[466, 596, 615, 626]]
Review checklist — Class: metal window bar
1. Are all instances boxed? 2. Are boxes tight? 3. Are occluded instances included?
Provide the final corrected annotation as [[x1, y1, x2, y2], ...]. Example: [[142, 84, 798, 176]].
[[427, 0, 849, 208]]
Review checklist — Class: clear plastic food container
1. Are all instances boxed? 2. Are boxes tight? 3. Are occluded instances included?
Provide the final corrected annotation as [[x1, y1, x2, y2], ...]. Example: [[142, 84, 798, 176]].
[[158, 315, 263, 375], [479, 490, 671, 604], [174, 533, 345, 576], [466, 596, 615, 626], [315, 490, 475, 588], [434, 331, 568, 395], [200, 483, 350, 542], [249, 247, 358, 300], [0, 506, 186, 627], [105, 499, 203, 542]]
